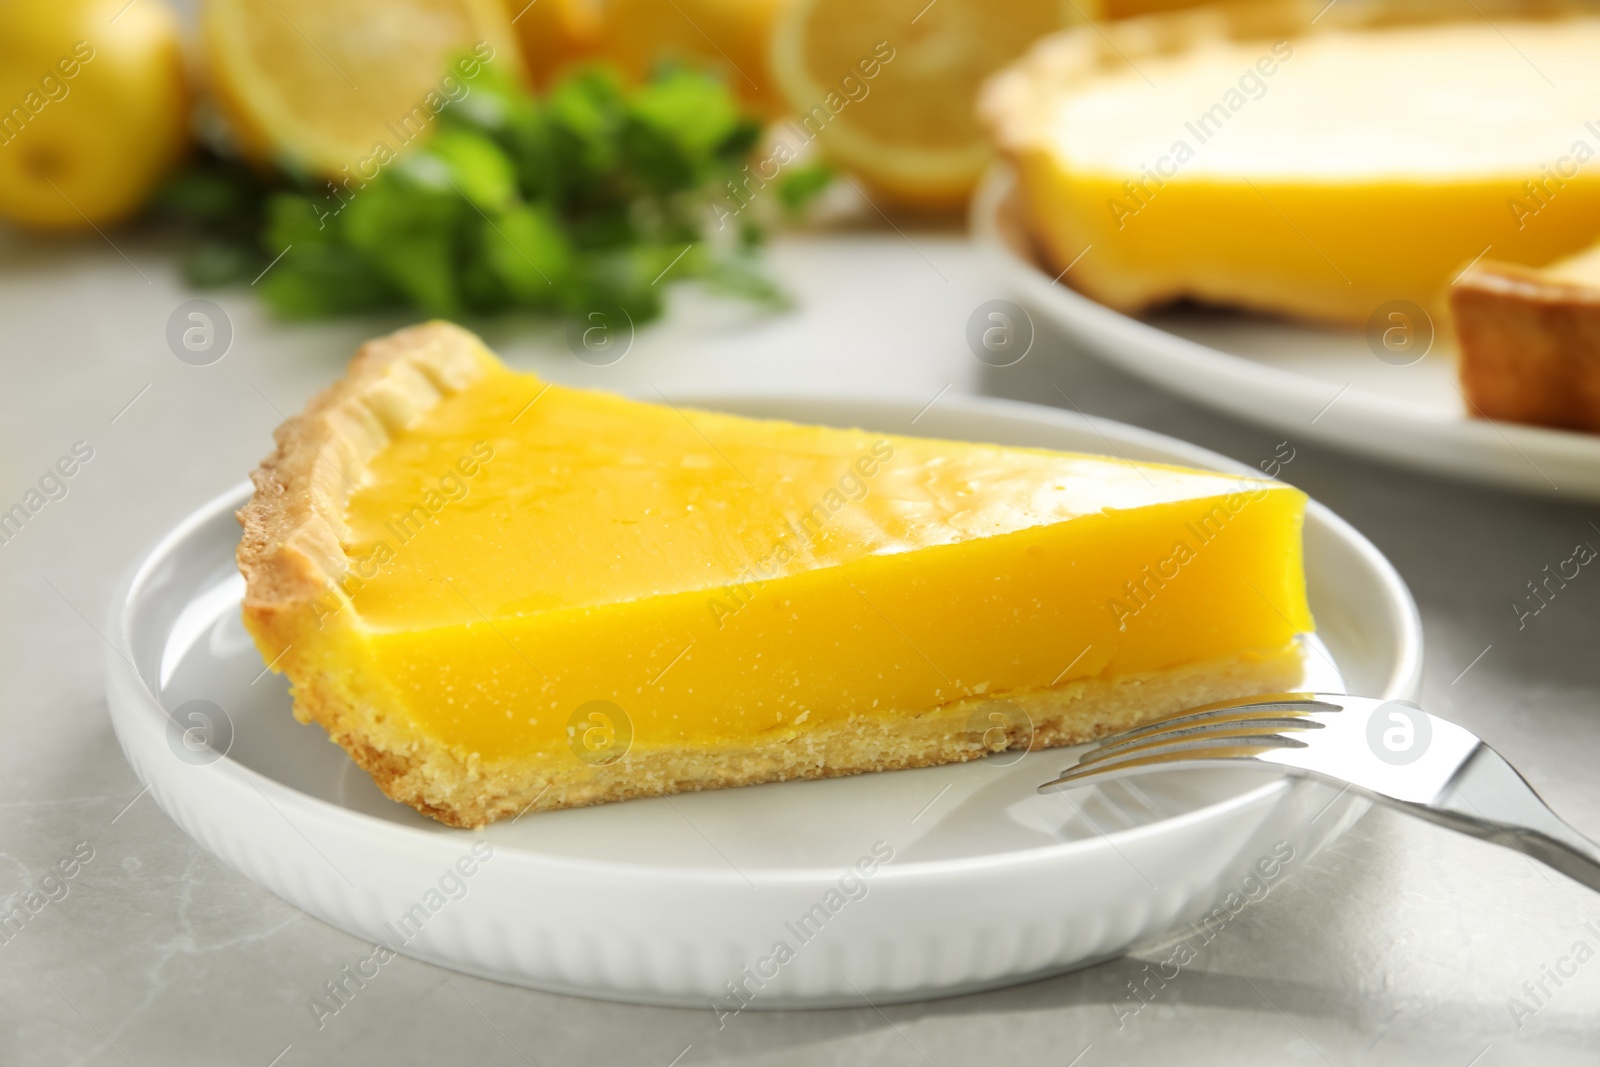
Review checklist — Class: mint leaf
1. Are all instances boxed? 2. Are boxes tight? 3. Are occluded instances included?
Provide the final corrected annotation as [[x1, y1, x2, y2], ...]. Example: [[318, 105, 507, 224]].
[[341, 179, 465, 317], [778, 162, 834, 214], [260, 246, 399, 318], [486, 205, 571, 302], [417, 127, 520, 214]]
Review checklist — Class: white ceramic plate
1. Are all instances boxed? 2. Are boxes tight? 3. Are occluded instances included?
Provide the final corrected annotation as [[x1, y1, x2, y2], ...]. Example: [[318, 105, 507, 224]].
[[105, 394, 1420, 1008], [972, 164, 1600, 501]]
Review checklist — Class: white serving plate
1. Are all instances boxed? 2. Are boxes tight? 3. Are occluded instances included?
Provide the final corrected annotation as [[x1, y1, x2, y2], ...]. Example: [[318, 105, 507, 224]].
[[972, 164, 1600, 501], [104, 393, 1420, 1008]]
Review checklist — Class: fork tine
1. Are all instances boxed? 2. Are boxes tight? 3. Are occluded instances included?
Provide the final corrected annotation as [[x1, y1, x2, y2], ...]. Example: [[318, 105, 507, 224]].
[[1035, 691, 1600, 892], [1040, 734, 1310, 792], [1093, 693, 1339, 750], [1075, 716, 1325, 768]]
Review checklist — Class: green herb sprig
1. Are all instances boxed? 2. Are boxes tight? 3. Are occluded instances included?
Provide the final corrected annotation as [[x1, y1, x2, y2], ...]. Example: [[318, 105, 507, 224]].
[[161, 63, 832, 326]]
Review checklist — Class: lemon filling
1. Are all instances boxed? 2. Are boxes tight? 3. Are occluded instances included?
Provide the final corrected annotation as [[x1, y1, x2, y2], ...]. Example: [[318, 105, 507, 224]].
[[330, 368, 1313, 762], [1007, 18, 1600, 322]]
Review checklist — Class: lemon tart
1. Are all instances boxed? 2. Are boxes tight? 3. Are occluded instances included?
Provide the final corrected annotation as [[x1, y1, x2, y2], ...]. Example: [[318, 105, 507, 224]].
[[982, 0, 1600, 325], [238, 322, 1314, 826]]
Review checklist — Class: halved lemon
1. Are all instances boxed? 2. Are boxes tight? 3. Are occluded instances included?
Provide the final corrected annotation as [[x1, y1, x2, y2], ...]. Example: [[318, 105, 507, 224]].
[[769, 0, 1068, 207], [201, 0, 522, 175], [506, 0, 604, 87], [603, 0, 792, 116]]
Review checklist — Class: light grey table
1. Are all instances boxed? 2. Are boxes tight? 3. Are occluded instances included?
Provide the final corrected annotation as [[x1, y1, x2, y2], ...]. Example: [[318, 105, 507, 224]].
[[3, 226, 1598, 1066]]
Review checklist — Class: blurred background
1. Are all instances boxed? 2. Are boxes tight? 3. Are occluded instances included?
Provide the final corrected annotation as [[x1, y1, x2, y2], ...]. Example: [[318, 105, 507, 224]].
[[0, 0, 1115, 322]]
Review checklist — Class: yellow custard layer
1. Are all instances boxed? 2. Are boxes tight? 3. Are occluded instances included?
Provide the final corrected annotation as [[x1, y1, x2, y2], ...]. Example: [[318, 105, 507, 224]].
[[1011, 20, 1600, 323], [330, 368, 1313, 760]]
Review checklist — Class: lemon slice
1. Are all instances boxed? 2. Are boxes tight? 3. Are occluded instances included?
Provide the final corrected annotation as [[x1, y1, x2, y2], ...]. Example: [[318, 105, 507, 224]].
[[202, 0, 522, 175], [769, 0, 1066, 207]]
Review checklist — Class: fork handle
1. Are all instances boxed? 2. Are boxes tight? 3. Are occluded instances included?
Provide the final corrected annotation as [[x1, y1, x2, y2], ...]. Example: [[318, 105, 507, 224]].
[[1403, 743, 1600, 893]]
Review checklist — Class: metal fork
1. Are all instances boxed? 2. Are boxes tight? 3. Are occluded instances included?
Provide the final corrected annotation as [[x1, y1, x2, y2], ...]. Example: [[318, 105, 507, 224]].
[[1039, 692, 1600, 892]]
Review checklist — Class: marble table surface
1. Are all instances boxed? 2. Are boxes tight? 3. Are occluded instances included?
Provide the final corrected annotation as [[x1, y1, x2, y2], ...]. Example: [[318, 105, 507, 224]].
[[3, 225, 1598, 1067]]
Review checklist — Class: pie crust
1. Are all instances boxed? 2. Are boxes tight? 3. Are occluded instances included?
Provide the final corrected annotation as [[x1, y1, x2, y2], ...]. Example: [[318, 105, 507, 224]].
[[1452, 263, 1600, 434]]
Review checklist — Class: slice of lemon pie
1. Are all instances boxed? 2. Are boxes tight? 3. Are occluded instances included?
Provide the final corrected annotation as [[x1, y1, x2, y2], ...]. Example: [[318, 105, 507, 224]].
[[238, 322, 1314, 826]]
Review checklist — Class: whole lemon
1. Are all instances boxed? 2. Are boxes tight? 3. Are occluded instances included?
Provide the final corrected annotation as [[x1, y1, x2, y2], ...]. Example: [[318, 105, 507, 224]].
[[0, 0, 187, 230]]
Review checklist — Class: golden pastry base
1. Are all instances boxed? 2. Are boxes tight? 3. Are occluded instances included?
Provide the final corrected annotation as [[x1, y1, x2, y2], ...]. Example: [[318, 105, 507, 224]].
[[298, 644, 1304, 828]]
